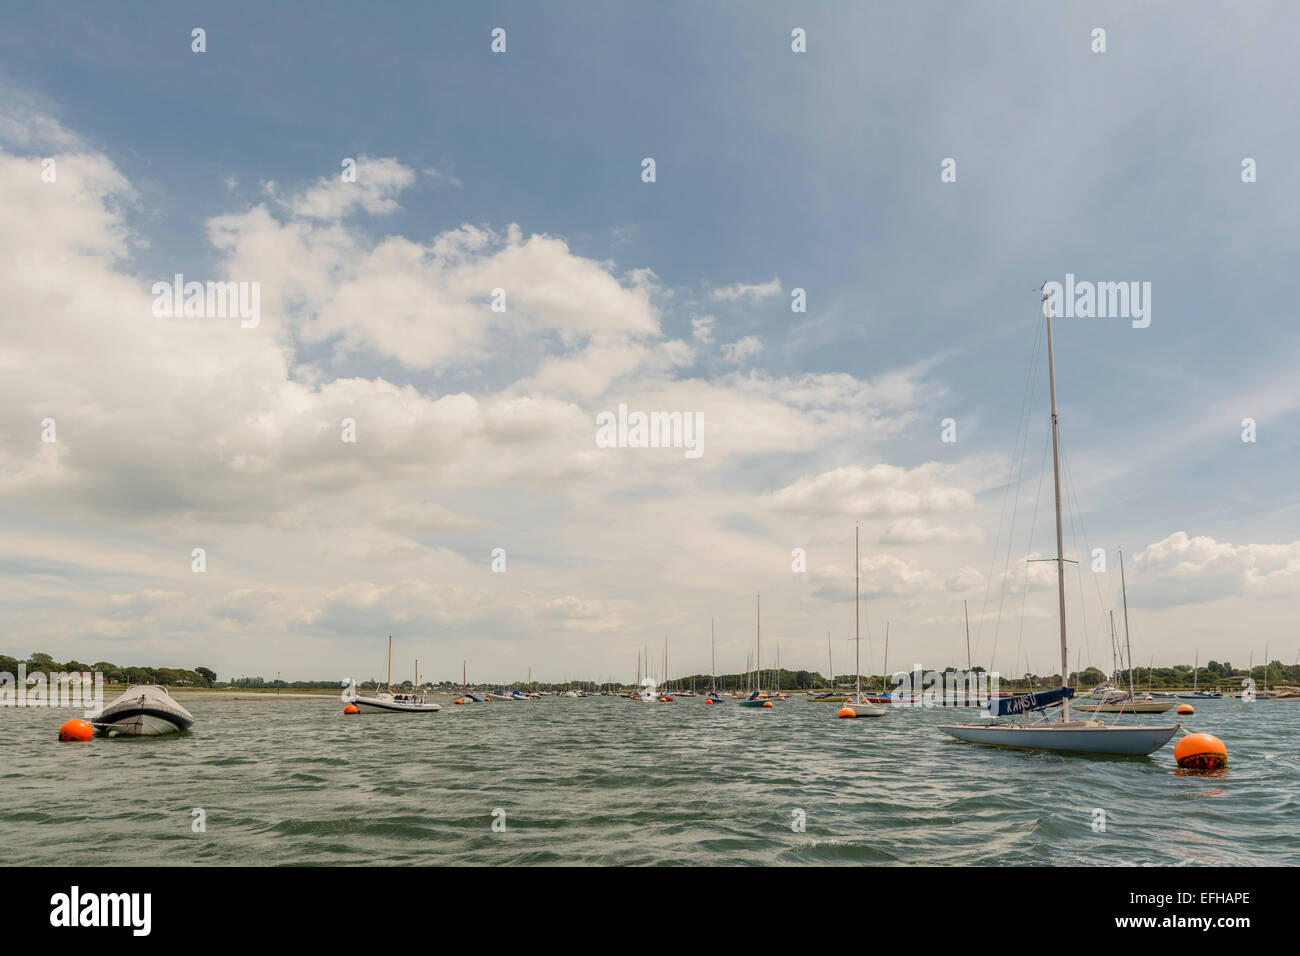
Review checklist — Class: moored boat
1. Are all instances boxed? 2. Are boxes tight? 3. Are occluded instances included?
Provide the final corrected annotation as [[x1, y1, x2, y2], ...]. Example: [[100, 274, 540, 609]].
[[353, 637, 442, 713], [89, 685, 194, 737], [938, 292, 1178, 757]]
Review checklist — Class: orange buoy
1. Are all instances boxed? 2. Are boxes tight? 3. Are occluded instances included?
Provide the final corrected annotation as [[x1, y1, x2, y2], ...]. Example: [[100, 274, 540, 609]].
[[1177, 703, 1194, 715], [762, 700, 773, 708], [837, 706, 856, 719], [59, 719, 94, 741], [1174, 732, 1227, 770], [454, 698, 465, 704], [704, 699, 714, 705], [343, 704, 359, 715]]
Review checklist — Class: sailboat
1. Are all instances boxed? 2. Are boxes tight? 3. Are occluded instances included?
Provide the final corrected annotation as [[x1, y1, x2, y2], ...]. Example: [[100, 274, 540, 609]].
[[1073, 569, 1176, 715], [939, 293, 1178, 755], [807, 631, 850, 701], [1178, 651, 1221, 699], [841, 523, 886, 717], [354, 637, 442, 713], [739, 595, 772, 707], [706, 619, 728, 702]]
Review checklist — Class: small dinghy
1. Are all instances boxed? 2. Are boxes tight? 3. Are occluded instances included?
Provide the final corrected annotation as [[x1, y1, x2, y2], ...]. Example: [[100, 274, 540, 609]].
[[89, 685, 194, 737]]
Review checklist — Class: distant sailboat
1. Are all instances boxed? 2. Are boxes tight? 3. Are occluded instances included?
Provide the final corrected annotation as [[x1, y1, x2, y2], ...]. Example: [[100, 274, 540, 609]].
[[808, 630, 850, 701], [739, 595, 771, 707], [939, 293, 1178, 755], [841, 523, 886, 717], [706, 618, 727, 702]]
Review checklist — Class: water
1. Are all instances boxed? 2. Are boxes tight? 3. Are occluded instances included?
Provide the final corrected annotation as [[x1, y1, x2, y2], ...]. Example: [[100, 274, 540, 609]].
[[3, 695, 1297, 865]]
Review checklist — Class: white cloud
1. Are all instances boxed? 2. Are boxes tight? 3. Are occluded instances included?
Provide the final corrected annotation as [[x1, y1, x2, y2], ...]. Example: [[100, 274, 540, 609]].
[[710, 276, 781, 303], [765, 464, 973, 518], [283, 155, 416, 219], [721, 335, 763, 364]]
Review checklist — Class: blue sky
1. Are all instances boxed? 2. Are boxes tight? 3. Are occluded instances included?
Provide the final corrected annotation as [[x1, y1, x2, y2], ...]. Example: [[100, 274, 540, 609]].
[[1, 2, 1297, 682]]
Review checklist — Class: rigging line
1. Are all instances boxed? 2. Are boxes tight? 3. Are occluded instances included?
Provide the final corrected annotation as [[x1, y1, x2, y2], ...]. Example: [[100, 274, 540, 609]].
[[975, 315, 1044, 662], [1012, 429, 1051, 681]]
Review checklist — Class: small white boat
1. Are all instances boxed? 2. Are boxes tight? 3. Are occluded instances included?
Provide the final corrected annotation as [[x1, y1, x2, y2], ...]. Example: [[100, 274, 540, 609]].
[[353, 637, 441, 713], [353, 691, 441, 713], [89, 685, 194, 737]]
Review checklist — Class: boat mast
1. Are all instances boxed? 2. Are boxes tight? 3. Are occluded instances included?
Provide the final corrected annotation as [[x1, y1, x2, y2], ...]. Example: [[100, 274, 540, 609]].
[[387, 635, 392, 693], [883, 622, 889, 694], [756, 594, 762, 695], [964, 599, 971, 673], [1045, 304, 1070, 721], [711, 618, 716, 694], [1109, 610, 1118, 686], [855, 521, 861, 701], [1119, 548, 1134, 697], [827, 631, 833, 691]]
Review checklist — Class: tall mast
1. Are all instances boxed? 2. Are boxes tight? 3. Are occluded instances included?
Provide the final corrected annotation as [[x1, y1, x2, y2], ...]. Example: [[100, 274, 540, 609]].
[[1045, 305, 1070, 721], [883, 622, 889, 694], [387, 635, 392, 692], [1119, 548, 1134, 697], [827, 631, 833, 691], [756, 594, 761, 695], [711, 618, 716, 693], [855, 521, 861, 700], [964, 599, 971, 673], [1109, 610, 1118, 686]]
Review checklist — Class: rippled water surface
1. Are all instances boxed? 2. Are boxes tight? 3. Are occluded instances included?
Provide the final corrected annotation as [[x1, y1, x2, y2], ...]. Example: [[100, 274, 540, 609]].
[[2, 695, 1297, 865]]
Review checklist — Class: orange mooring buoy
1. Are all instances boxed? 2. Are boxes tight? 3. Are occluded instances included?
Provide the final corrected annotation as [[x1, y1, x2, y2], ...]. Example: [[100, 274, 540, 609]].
[[837, 705, 856, 719], [58, 719, 94, 741], [344, 704, 359, 715], [454, 698, 465, 705], [1174, 732, 1227, 770], [704, 698, 714, 705], [1177, 703, 1194, 715], [762, 700, 773, 708]]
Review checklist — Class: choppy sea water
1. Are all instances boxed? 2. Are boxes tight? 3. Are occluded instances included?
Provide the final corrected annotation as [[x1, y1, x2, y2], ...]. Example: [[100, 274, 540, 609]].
[[2, 694, 1297, 866]]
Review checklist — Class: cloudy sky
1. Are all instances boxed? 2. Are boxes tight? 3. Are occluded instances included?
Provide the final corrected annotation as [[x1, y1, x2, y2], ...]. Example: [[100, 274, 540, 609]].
[[2, 3, 1297, 684]]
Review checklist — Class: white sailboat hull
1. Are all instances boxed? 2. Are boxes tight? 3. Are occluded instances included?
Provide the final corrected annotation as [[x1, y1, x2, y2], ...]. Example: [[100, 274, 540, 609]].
[[938, 721, 1180, 756]]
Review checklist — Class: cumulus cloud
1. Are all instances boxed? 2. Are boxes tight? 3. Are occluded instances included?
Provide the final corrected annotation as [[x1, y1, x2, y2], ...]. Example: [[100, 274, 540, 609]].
[[0, 108, 967, 678], [1134, 532, 1300, 604], [765, 464, 973, 518]]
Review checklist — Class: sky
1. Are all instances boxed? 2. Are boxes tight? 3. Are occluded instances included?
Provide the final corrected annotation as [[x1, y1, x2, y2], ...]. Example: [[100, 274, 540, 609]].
[[1, 2, 1297, 685]]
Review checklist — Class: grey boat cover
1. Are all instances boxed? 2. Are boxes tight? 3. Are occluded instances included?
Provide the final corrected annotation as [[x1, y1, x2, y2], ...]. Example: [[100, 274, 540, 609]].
[[91, 684, 195, 729]]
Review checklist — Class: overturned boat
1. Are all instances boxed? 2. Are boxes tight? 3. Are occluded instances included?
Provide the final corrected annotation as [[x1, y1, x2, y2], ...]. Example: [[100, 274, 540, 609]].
[[89, 685, 194, 737]]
